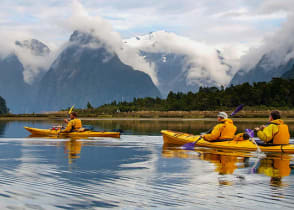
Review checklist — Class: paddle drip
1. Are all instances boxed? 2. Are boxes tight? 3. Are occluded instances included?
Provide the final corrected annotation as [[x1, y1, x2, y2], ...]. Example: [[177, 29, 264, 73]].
[[245, 129, 265, 158]]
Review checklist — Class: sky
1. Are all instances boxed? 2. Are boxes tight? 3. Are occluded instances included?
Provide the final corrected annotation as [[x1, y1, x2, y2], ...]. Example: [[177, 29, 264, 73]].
[[0, 0, 293, 86], [0, 0, 290, 51]]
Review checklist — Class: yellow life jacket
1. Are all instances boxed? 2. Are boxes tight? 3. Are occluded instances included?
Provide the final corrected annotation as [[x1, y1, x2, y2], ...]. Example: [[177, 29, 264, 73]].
[[270, 120, 290, 145], [71, 118, 82, 131], [219, 119, 237, 140]]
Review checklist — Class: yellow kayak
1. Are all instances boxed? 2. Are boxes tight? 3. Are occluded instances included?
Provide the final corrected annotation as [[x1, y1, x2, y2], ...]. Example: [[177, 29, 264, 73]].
[[161, 130, 294, 154], [24, 127, 120, 138]]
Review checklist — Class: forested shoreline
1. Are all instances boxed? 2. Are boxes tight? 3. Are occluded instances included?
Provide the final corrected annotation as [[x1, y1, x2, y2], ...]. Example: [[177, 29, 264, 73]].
[[79, 78, 294, 114], [2, 77, 294, 117]]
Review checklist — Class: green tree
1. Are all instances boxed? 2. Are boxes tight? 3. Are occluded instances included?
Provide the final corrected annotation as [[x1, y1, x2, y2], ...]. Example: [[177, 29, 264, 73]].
[[86, 101, 94, 109], [0, 96, 9, 114]]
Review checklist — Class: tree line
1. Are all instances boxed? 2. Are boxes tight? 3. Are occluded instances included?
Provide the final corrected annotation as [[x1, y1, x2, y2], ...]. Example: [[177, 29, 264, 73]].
[[0, 96, 8, 114], [80, 77, 294, 114]]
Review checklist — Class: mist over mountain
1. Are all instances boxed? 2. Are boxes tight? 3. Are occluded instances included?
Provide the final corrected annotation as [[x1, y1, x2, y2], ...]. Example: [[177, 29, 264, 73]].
[[15, 39, 50, 56], [36, 30, 161, 112], [282, 64, 294, 79], [230, 14, 294, 85], [230, 54, 294, 85], [0, 39, 52, 113], [124, 31, 235, 96], [14, 39, 52, 85]]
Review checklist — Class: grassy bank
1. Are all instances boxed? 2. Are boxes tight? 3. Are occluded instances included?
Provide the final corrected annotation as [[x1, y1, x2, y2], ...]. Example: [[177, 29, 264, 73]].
[[2, 109, 294, 120]]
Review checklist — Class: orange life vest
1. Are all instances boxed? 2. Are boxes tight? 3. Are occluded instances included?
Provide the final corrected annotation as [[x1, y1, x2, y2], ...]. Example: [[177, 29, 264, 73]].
[[219, 119, 237, 140], [270, 122, 290, 145]]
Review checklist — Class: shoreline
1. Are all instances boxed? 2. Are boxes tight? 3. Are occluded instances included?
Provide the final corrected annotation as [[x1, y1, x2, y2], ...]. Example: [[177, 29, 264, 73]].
[[1, 110, 294, 121], [1, 117, 294, 122]]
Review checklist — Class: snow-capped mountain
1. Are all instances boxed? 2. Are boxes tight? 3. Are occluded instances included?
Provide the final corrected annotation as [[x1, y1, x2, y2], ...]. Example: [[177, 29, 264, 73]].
[[124, 31, 234, 96], [36, 30, 161, 112]]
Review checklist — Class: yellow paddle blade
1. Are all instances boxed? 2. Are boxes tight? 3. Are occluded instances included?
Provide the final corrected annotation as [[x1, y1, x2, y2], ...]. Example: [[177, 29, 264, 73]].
[[68, 105, 75, 114]]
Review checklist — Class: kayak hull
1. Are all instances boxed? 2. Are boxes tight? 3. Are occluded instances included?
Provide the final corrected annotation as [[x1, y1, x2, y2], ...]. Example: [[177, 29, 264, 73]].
[[161, 130, 294, 154], [24, 127, 120, 138]]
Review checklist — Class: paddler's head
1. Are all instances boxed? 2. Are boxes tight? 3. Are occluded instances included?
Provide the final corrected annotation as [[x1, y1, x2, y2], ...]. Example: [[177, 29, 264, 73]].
[[269, 110, 281, 121], [217, 112, 228, 122], [70, 112, 78, 120]]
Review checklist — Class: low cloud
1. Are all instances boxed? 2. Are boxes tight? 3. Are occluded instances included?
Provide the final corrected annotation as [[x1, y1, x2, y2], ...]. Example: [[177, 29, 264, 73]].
[[125, 31, 238, 87], [59, 0, 158, 84], [239, 1, 294, 71]]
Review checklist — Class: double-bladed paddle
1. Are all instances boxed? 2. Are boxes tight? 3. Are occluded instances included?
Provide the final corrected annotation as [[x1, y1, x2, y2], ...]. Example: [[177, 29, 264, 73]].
[[182, 104, 244, 150]]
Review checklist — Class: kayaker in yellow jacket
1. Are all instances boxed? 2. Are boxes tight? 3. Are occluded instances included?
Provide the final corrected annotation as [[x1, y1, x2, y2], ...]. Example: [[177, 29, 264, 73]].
[[254, 110, 290, 145], [202, 112, 237, 141], [61, 112, 83, 133]]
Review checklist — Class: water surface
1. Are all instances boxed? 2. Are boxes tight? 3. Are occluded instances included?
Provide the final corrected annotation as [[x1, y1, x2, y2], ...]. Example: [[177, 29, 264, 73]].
[[0, 119, 293, 209]]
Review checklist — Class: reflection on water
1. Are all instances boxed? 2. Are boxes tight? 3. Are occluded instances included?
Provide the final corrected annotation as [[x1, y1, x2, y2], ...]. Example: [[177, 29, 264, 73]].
[[0, 120, 293, 208], [162, 145, 293, 187], [64, 140, 82, 164], [0, 121, 7, 137]]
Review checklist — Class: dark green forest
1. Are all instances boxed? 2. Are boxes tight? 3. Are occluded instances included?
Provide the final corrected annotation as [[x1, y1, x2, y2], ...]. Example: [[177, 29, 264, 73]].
[[79, 78, 294, 114], [0, 96, 8, 114]]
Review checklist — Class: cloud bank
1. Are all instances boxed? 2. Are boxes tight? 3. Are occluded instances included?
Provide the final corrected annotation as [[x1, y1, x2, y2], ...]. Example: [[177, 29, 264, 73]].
[[125, 31, 238, 87], [239, 1, 294, 71], [0, 0, 293, 87], [59, 0, 158, 84]]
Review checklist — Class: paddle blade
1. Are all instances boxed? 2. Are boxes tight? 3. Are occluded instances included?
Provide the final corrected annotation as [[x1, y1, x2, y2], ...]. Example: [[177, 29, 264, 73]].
[[245, 128, 254, 138], [68, 105, 75, 114], [182, 142, 196, 150], [230, 104, 244, 117], [182, 136, 202, 150]]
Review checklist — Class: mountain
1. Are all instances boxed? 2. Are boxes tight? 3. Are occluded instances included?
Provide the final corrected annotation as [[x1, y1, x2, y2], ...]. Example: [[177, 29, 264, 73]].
[[15, 39, 51, 85], [0, 55, 30, 113], [124, 31, 233, 96], [141, 52, 201, 96], [0, 39, 51, 113], [282, 64, 294, 79], [15, 39, 50, 56], [36, 30, 161, 112], [230, 52, 294, 85]]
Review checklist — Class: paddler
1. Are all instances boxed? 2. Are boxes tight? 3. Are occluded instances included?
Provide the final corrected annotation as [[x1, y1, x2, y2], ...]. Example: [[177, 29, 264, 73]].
[[254, 110, 290, 145], [201, 112, 237, 142], [61, 112, 83, 133]]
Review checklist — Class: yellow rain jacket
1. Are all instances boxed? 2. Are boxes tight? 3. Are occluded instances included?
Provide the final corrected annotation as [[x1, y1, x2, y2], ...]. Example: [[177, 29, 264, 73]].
[[62, 118, 83, 133], [203, 119, 237, 141], [257, 119, 290, 145]]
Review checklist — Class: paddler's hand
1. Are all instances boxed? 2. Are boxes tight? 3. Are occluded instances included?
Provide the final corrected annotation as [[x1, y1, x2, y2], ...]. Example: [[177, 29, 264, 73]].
[[254, 127, 260, 131], [260, 125, 266, 130]]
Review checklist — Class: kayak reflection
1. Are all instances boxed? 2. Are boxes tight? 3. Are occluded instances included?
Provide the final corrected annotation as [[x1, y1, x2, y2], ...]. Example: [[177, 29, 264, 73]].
[[64, 140, 83, 164], [162, 145, 293, 186], [252, 154, 291, 187], [162, 144, 251, 176]]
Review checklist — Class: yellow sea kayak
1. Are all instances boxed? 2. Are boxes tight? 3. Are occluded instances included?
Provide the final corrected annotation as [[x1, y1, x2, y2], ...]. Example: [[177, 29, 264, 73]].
[[161, 130, 294, 154], [24, 127, 120, 138]]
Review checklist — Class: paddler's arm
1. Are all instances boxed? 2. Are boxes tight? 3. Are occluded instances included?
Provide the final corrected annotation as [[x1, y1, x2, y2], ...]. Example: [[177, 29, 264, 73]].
[[256, 124, 278, 143], [202, 124, 222, 141], [61, 120, 74, 133]]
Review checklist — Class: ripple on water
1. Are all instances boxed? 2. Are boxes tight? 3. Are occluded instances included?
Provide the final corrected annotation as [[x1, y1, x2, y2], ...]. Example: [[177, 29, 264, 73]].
[[0, 136, 292, 208]]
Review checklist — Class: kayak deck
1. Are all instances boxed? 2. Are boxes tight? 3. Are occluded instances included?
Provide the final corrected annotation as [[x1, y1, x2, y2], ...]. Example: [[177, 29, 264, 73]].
[[161, 130, 294, 154], [24, 127, 120, 138]]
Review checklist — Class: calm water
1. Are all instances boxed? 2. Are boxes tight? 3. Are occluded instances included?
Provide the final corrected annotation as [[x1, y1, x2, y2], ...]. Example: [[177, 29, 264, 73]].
[[0, 119, 294, 209]]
